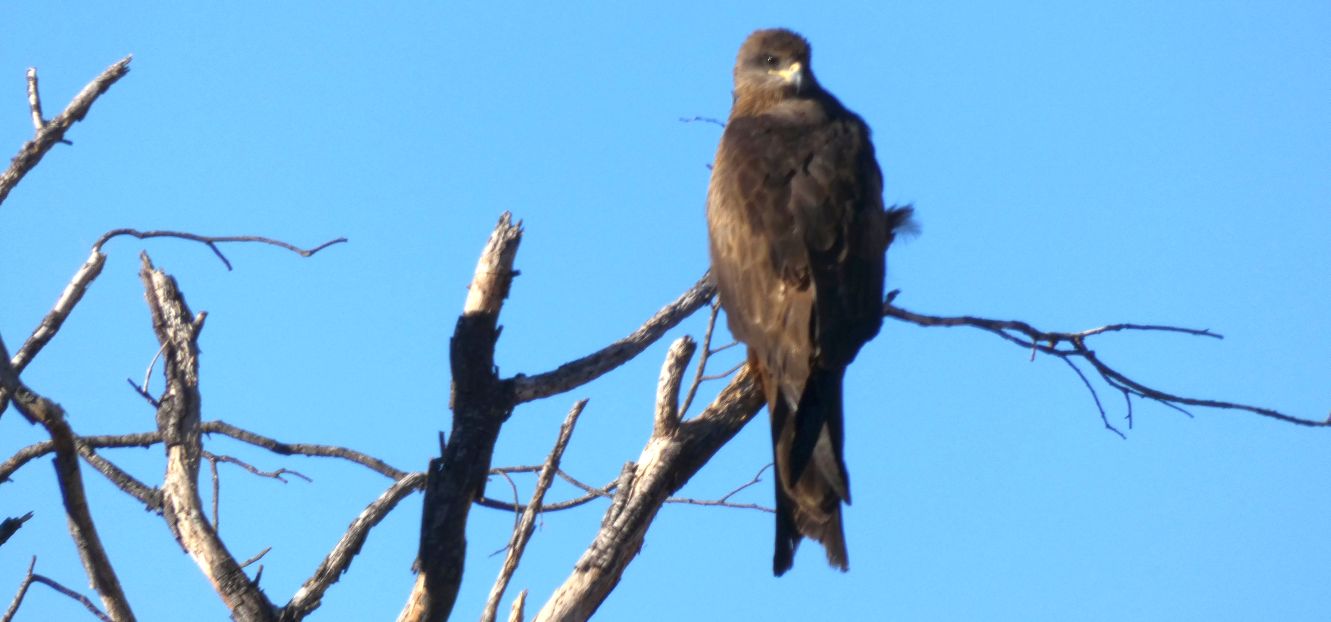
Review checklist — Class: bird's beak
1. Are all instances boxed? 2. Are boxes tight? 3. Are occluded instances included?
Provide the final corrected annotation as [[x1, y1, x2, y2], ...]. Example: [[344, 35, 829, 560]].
[[773, 61, 804, 92]]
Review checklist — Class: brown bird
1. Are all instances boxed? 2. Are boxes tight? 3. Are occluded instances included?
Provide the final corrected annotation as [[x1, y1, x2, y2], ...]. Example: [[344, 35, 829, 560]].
[[706, 28, 914, 575]]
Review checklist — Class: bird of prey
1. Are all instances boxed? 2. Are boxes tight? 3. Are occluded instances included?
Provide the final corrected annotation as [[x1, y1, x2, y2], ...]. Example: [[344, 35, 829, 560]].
[[706, 28, 914, 576]]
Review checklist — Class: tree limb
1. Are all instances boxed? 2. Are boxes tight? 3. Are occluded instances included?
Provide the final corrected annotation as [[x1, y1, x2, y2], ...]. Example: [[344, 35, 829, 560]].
[[4, 557, 115, 622], [281, 472, 427, 621], [653, 337, 696, 437], [0, 339, 136, 622], [140, 253, 276, 622], [883, 301, 1331, 428], [0, 55, 132, 209], [0, 249, 106, 418], [510, 275, 714, 404], [93, 230, 347, 271], [0, 513, 33, 549], [201, 420, 407, 480], [399, 212, 523, 622], [1, 230, 343, 420], [533, 365, 765, 622]]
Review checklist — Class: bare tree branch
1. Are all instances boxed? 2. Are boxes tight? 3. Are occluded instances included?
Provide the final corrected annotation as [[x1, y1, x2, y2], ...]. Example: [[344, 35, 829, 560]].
[[201, 451, 312, 533], [204, 451, 313, 484], [4, 557, 115, 622], [677, 116, 726, 128], [482, 400, 587, 622], [26, 69, 45, 131], [510, 275, 715, 404], [678, 302, 722, 418], [1, 229, 342, 419], [534, 366, 765, 622], [883, 301, 1331, 428], [475, 472, 614, 514], [2, 432, 159, 486], [241, 548, 272, 570], [0, 339, 136, 622], [1, 557, 36, 622], [508, 590, 528, 622], [665, 463, 774, 513], [0, 513, 33, 549], [201, 420, 408, 480], [78, 448, 160, 511], [653, 337, 696, 437], [0, 55, 132, 209], [1, 423, 402, 495], [400, 212, 524, 622], [139, 253, 275, 622], [281, 472, 427, 622], [93, 230, 347, 271], [0, 249, 107, 418]]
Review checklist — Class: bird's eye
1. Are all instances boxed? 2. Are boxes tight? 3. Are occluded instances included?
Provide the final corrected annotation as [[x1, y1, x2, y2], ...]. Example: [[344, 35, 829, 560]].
[[764, 55, 779, 67]]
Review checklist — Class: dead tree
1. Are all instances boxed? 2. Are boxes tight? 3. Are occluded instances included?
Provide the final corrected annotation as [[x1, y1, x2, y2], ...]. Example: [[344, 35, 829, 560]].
[[2, 57, 1326, 622]]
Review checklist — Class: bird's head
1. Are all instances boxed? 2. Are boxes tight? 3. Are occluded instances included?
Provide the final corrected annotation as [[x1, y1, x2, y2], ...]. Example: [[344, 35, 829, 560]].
[[732, 28, 815, 108]]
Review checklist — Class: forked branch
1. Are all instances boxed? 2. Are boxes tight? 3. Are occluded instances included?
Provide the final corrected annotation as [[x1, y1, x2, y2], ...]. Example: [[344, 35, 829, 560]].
[[883, 300, 1331, 430], [0, 56, 132, 209]]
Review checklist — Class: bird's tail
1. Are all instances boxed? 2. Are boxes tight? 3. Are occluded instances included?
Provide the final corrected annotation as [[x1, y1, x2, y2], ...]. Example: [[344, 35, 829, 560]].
[[772, 366, 850, 575]]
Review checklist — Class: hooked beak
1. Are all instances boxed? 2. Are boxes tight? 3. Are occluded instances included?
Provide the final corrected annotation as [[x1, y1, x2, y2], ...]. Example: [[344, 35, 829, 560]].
[[771, 61, 804, 93]]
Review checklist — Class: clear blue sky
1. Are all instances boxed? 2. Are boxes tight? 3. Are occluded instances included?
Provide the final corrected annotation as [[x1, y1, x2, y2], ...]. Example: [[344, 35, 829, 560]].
[[3, 3, 1329, 620]]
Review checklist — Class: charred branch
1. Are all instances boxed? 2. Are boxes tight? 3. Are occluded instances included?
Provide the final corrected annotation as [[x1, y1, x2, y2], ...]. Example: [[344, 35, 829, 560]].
[[399, 213, 524, 622]]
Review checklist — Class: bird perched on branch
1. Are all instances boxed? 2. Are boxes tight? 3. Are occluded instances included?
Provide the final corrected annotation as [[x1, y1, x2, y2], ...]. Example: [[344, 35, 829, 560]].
[[706, 28, 914, 575]]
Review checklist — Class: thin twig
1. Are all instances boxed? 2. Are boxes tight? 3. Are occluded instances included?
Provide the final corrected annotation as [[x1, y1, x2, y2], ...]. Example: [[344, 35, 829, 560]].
[[1, 556, 36, 622], [202, 420, 407, 480], [124, 378, 160, 408], [678, 116, 726, 128], [665, 463, 775, 513], [698, 360, 745, 382], [3, 557, 114, 622], [1060, 358, 1125, 439], [204, 451, 313, 484], [661, 498, 773, 513], [678, 302, 722, 418], [475, 467, 618, 513], [493, 471, 522, 545], [482, 400, 587, 622], [30, 575, 114, 622], [721, 463, 771, 503], [2, 228, 340, 419], [140, 343, 167, 397], [1, 422, 403, 490], [884, 301, 1331, 428], [240, 547, 271, 570], [94, 229, 347, 271]]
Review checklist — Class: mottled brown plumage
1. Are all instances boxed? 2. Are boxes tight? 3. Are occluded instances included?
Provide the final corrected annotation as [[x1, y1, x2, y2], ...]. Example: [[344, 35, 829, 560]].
[[706, 28, 913, 575]]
